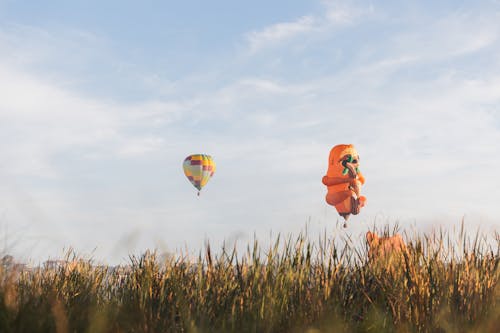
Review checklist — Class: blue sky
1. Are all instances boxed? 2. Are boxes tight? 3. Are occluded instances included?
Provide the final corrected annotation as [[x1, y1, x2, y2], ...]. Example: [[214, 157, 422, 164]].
[[1, 0, 499, 264]]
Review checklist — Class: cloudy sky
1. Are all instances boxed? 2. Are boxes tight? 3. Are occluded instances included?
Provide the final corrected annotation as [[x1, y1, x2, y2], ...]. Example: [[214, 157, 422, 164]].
[[1, 0, 499, 264]]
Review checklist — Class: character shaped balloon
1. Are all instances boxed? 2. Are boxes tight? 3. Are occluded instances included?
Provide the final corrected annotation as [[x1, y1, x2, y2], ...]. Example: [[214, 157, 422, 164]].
[[183, 154, 216, 196], [322, 144, 366, 227]]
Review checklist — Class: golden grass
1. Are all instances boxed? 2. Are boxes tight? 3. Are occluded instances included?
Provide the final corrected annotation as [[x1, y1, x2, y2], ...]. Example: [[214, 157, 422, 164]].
[[0, 225, 498, 332]]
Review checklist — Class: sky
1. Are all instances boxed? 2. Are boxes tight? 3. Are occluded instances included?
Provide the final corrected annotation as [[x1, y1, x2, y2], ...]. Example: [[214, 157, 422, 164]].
[[1, 0, 499, 264]]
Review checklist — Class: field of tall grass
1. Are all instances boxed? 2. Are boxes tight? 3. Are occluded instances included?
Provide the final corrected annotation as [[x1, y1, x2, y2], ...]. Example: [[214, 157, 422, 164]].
[[0, 225, 498, 332]]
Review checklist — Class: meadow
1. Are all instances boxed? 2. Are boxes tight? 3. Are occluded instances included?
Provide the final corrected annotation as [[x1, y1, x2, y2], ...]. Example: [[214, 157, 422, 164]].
[[0, 225, 498, 333]]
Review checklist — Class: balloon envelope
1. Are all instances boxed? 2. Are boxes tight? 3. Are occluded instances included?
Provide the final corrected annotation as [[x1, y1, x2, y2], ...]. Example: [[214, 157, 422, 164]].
[[183, 154, 216, 192], [322, 144, 366, 223]]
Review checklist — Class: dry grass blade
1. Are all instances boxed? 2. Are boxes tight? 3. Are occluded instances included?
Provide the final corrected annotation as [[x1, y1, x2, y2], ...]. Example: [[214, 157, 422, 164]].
[[0, 225, 498, 332]]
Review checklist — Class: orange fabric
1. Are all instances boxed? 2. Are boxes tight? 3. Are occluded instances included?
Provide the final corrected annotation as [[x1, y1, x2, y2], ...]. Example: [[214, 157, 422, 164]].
[[366, 231, 407, 260], [322, 144, 366, 217]]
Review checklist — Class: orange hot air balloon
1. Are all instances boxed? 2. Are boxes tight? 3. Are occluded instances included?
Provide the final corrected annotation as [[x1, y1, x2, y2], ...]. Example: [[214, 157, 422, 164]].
[[322, 144, 366, 227]]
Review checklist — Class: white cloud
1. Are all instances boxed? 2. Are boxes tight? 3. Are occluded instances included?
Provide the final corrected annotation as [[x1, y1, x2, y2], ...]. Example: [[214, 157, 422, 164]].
[[238, 78, 289, 94], [323, 0, 373, 24], [0, 23, 107, 71], [1, 2, 500, 263], [0, 66, 116, 176], [0, 58, 185, 177], [390, 13, 499, 62], [116, 137, 166, 158], [246, 16, 317, 53], [244, 0, 375, 54]]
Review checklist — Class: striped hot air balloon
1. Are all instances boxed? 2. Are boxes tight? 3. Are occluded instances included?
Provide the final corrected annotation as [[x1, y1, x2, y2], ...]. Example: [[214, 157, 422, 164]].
[[183, 154, 216, 195]]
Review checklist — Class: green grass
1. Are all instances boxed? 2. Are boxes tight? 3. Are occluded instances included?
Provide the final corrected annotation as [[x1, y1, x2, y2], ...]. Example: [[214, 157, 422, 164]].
[[0, 225, 498, 332]]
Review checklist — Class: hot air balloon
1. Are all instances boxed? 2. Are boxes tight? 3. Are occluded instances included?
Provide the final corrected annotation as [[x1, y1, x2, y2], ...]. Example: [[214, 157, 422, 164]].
[[183, 154, 216, 195], [321, 144, 366, 227]]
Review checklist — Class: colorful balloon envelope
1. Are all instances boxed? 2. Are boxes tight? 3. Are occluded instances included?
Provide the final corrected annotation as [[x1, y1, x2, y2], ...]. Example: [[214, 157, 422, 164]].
[[321, 144, 366, 227], [183, 154, 216, 195]]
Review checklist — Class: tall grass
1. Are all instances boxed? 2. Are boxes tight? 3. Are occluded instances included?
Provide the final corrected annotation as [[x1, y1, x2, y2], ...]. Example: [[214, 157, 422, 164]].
[[0, 226, 498, 332]]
